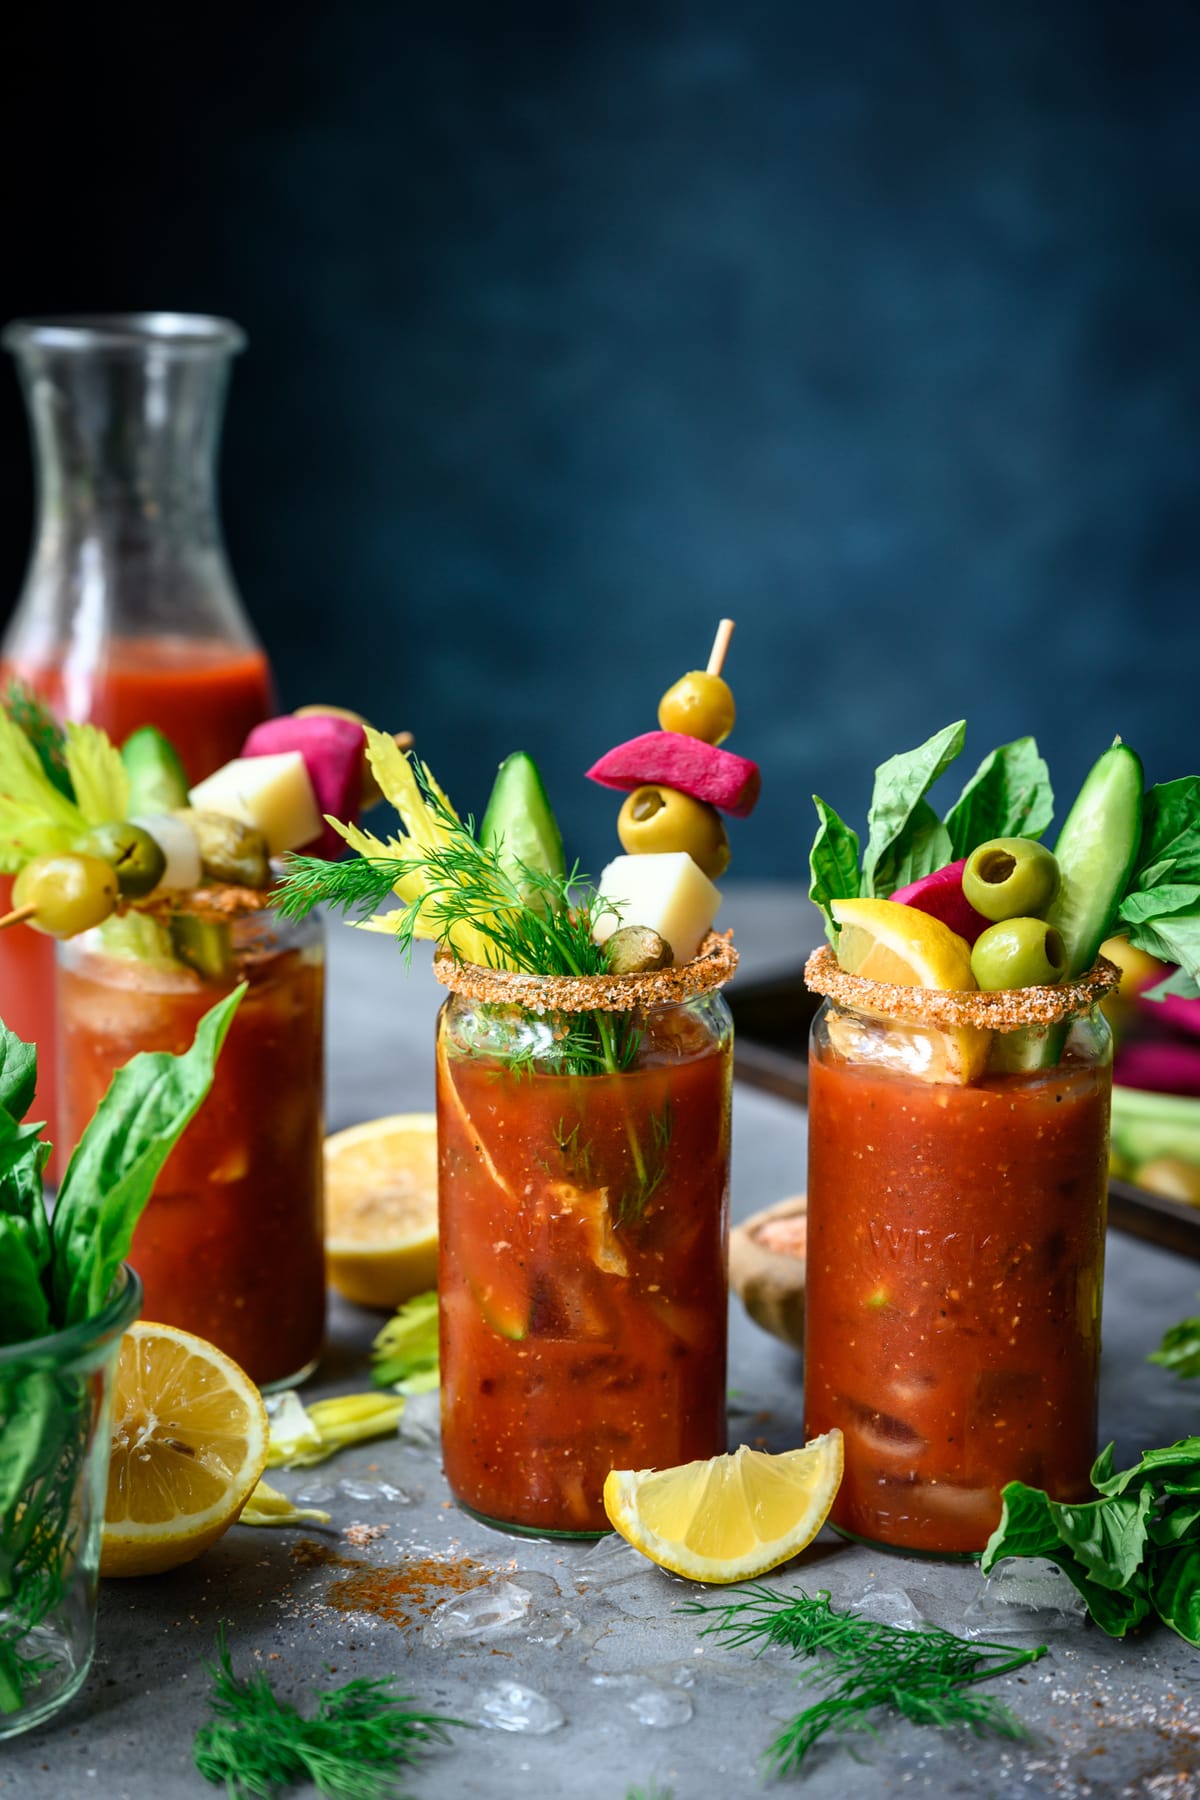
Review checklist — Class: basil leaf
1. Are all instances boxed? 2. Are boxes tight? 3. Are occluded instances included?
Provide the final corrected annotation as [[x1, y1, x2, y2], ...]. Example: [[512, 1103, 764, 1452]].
[[1049, 1489, 1153, 1589], [1123, 911, 1200, 989], [1118, 885, 1200, 925], [980, 1480, 1061, 1570], [0, 1023, 37, 1125], [1150, 1312, 1200, 1379], [1149, 1496, 1200, 1548], [1144, 968, 1200, 1003], [943, 737, 1054, 861], [50, 986, 244, 1327], [861, 721, 964, 899], [808, 797, 860, 944], [1065, 1567, 1153, 1638], [1090, 1436, 1200, 1496], [0, 1216, 51, 1346], [1134, 778, 1200, 890], [1150, 1543, 1200, 1645]]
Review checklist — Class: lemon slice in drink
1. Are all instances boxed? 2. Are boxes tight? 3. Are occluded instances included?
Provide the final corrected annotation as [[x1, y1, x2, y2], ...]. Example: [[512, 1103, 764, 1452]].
[[324, 1114, 438, 1310], [102, 1323, 269, 1578], [602, 1433, 843, 1584], [830, 897, 989, 1083]]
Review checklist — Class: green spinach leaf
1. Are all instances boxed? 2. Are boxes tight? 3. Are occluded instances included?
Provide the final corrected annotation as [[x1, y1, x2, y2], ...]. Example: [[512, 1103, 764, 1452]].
[[0, 1025, 37, 1125], [943, 738, 1054, 860], [861, 721, 965, 899], [51, 986, 244, 1327]]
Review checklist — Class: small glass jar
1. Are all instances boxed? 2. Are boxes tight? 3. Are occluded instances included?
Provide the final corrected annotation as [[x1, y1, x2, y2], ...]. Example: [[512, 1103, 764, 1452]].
[[435, 936, 737, 1536], [0, 1264, 141, 1740], [56, 904, 325, 1390], [802, 948, 1118, 1558]]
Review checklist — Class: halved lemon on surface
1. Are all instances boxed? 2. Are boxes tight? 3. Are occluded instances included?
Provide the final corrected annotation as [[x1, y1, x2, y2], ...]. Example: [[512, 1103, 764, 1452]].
[[324, 1113, 438, 1310], [830, 897, 989, 1082], [102, 1322, 269, 1578], [602, 1432, 844, 1584]]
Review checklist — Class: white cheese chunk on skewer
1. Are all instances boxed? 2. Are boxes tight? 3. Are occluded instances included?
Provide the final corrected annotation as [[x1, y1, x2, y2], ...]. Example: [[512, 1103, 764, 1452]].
[[594, 852, 721, 965], [188, 752, 322, 856]]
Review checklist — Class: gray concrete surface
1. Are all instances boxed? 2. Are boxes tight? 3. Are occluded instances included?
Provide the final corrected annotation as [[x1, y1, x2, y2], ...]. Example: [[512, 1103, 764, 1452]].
[[4, 886, 1199, 1798]]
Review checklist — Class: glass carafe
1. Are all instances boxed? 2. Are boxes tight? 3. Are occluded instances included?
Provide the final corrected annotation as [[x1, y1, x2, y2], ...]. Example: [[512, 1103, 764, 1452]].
[[0, 312, 275, 1148]]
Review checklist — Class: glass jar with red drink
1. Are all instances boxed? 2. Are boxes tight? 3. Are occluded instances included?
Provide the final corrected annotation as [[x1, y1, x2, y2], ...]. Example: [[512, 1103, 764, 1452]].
[[802, 947, 1119, 1558], [56, 900, 324, 1390], [0, 313, 274, 1137], [434, 936, 737, 1536]]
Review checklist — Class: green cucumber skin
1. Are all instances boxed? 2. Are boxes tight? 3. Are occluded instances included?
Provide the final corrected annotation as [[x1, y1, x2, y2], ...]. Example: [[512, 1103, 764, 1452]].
[[480, 751, 566, 881], [121, 725, 190, 813], [1046, 743, 1144, 977], [1111, 1086, 1200, 1166]]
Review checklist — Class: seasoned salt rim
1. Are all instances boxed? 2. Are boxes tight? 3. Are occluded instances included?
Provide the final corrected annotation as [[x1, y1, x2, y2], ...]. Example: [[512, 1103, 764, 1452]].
[[804, 944, 1120, 1030], [434, 930, 738, 1013]]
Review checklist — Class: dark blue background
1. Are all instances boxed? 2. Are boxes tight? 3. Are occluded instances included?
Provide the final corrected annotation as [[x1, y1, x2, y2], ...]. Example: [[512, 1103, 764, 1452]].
[[2, 1, 1198, 877]]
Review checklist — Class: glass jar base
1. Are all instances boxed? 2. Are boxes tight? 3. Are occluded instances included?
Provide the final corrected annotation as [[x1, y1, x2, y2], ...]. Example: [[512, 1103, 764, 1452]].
[[0, 1633, 94, 1742], [831, 1521, 981, 1563], [454, 1499, 609, 1542], [259, 1354, 320, 1396]]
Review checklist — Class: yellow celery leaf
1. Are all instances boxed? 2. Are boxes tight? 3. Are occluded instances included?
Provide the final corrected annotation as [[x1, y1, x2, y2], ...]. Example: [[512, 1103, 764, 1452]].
[[333, 800, 510, 967], [240, 1478, 331, 1527], [0, 706, 85, 870], [64, 722, 130, 825]]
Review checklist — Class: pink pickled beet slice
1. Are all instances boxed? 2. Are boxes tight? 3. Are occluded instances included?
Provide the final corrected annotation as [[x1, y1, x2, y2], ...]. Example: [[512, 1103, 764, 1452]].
[[1113, 1041, 1200, 1100], [890, 860, 990, 946], [1135, 989, 1200, 1042], [586, 730, 760, 817], [242, 714, 365, 857]]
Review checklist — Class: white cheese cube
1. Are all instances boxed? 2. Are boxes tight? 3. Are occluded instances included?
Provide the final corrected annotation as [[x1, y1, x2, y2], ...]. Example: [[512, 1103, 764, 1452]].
[[188, 752, 322, 856], [131, 814, 202, 890], [594, 852, 722, 965]]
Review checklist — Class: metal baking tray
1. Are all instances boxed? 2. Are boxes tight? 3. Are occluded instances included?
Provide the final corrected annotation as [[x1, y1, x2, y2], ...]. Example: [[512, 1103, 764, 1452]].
[[729, 968, 1200, 1263]]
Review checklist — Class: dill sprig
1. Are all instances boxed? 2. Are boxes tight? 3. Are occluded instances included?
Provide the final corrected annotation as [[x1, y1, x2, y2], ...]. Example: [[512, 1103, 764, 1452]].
[[682, 1585, 1045, 1777], [2, 680, 72, 800], [194, 1631, 466, 1800]]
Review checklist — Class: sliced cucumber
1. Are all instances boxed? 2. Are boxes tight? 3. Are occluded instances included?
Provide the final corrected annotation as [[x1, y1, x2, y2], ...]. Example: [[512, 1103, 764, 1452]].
[[122, 725, 190, 813], [1045, 742, 1144, 978], [480, 752, 566, 896]]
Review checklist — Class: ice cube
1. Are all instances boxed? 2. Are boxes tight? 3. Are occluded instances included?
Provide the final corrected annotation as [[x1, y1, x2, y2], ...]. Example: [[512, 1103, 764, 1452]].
[[475, 1681, 565, 1734], [963, 1556, 1087, 1637], [424, 1579, 532, 1647]]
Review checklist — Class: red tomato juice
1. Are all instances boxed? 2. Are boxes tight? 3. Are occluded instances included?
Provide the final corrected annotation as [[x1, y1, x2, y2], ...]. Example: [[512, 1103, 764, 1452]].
[[804, 1048, 1109, 1556], [0, 636, 273, 1158]]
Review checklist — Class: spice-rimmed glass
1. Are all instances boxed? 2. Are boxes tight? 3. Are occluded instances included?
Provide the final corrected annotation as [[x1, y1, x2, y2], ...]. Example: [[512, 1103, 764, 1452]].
[[802, 948, 1119, 1559], [435, 934, 737, 1536], [56, 901, 325, 1390], [0, 1263, 142, 1740]]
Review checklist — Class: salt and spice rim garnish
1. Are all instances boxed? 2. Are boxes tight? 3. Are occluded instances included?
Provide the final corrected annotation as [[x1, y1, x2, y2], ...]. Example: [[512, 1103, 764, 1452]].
[[435, 930, 738, 1013], [804, 943, 1120, 1031]]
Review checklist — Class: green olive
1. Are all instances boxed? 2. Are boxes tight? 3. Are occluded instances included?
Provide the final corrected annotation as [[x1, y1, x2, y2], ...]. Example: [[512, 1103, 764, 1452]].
[[1133, 1157, 1200, 1207], [604, 924, 673, 975], [970, 917, 1067, 991], [617, 785, 730, 878], [77, 821, 167, 899], [962, 837, 1060, 922], [657, 671, 736, 745], [13, 853, 119, 938]]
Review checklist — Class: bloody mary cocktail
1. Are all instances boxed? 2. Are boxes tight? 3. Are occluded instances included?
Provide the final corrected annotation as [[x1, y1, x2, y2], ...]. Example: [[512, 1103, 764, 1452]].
[[435, 942, 736, 1535], [802, 950, 1117, 1557], [57, 905, 325, 1389]]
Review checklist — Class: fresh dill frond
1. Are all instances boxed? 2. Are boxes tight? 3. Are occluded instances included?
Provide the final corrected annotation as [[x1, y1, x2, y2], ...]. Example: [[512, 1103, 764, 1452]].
[[625, 1785, 673, 1800], [617, 1096, 674, 1226], [276, 852, 405, 925], [194, 1629, 466, 1800], [2, 681, 73, 801], [682, 1585, 1044, 1776]]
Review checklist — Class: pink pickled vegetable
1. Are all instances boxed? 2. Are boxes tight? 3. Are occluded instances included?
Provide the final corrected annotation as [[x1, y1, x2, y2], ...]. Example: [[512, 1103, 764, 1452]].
[[1113, 1041, 1200, 1099], [242, 714, 365, 857], [586, 731, 761, 817], [891, 860, 989, 946], [1136, 988, 1200, 1042]]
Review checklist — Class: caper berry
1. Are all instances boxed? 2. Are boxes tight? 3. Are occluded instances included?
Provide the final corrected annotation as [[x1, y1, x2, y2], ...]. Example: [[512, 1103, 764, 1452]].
[[604, 924, 673, 975], [617, 784, 730, 878], [78, 821, 167, 899], [970, 916, 1067, 991], [13, 853, 119, 938], [657, 671, 736, 745], [962, 837, 1060, 923]]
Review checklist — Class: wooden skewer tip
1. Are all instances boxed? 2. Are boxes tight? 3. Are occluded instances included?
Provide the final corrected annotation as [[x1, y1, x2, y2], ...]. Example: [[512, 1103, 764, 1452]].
[[0, 902, 37, 932], [706, 618, 736, 678]]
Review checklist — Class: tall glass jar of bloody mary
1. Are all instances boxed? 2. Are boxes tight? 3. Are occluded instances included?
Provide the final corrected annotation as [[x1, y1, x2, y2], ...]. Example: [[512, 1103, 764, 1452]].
[[803, 947, 1119, 1559], [55, 901, 325, 1391], [434, 934, 737, 1536]]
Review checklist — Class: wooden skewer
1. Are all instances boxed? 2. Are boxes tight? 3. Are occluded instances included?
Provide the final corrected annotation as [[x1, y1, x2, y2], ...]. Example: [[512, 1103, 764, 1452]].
[[0, 903, 36, 932], [393, 730, 414, 751], [706, 618, 736, 678]]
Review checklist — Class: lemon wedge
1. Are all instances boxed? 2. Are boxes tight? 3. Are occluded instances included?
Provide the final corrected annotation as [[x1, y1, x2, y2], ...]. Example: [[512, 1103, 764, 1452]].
[[830, 897, 989, 1083], [324, 1113, 438, 1310], [101, 1322, 269, 1578], [602, 1433, 843, 1584]]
